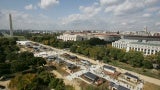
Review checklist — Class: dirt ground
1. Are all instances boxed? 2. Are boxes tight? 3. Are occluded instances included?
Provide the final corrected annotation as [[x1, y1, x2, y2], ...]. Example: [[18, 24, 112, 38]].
[[0, 80, 10, 90]]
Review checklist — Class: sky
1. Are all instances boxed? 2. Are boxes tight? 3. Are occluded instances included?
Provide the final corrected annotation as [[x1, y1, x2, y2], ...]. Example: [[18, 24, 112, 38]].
[[0, 0, 160, 31]]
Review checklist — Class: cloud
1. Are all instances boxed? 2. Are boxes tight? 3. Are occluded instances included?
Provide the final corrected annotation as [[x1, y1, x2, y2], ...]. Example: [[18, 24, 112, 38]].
[[25, 4, 33, 10], [100, 0, 124, 6], [104, 5, 116, 13], [121, 22, 127, 25], [38, 0, 59, 9], [155, 22, 160, 26], [145, 7, 160, 12], [61, 4, 101, 24], [102, 0, 160, 15], [143, 13, 152, 17], [25, 4, 36, 10], [105, 0, 144, 15], [79, 5, 101, 17]]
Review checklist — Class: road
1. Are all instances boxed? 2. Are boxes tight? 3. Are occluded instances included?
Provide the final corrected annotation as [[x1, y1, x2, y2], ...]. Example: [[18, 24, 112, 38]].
[[32, 41, 160, 86]]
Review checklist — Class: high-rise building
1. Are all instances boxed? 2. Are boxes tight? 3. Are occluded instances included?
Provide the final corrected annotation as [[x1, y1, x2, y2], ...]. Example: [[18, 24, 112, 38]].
[[9, 13, 13, 36]]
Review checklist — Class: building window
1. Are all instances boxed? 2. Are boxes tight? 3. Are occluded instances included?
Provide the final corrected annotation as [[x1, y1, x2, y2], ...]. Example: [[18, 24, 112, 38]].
[[155, 50, 157, 53]]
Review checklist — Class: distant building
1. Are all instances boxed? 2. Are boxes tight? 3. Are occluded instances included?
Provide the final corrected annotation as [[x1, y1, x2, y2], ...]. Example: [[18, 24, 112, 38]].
[[57, 31, 120, 42], [153, 32, 160, 36], [57, 33, 85, 41], [112, 35, 160, 55], [16, 41, 31, 46]]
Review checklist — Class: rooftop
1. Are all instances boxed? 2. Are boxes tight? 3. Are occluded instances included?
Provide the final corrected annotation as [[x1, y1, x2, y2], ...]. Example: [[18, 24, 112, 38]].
[[84, 72, 99, 81], [110, 82, 130, 90], [103, 65, 116, 71], [130, 42, 160, 46], [124, 72, 139, 80]]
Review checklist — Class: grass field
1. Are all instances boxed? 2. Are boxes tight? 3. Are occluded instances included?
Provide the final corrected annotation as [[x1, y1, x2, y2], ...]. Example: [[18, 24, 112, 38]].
[[109, 60, 160, 80], [0, 35, 26, 40], [143, 82, 160, 90]]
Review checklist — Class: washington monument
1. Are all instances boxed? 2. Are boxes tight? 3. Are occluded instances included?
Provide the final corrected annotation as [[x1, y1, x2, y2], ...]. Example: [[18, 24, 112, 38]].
[[9, 13, 13, 36]]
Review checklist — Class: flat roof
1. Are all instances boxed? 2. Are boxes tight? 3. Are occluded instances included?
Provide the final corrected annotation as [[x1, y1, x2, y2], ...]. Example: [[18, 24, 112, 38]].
[[110, 82, 130, 90], [130, 42, 160, 46], [103, 65, 116, 71], [124, 72, 139, 80], [84, 72, 99, 81]]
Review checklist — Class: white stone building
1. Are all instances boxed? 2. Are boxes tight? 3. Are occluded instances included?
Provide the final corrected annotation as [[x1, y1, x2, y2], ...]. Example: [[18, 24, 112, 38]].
[[57, 34, 84, 41], [112, 39, 160, 55], [16, 41, 31, 45]]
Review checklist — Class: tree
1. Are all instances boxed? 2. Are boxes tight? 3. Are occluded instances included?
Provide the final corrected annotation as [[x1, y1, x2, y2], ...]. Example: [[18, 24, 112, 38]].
[[37, 57, 46, 66], [145, 55, 156, 63], [117, 50, 126, 62], [89, 47, 99, 59], [109, 48, 119, 60], [156, 52, 160, 64], [0, 54, 6, 63], [0, 63, 11, 75], [49, 78, 58, 88], [18, 51, 34, 61], [88, 38, 106, 46], [38, 71, 52, 85], [6, 52, 18, 61], [11, 61, 29, 73], [102, 56, 110, 63], [9, 73, 36, 90], [143, 60, 153, 69], [82, 48, 90, 56], [70, 45, 77, 53], [49, 77, 65, 90], [127, 51, 144, 67]]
